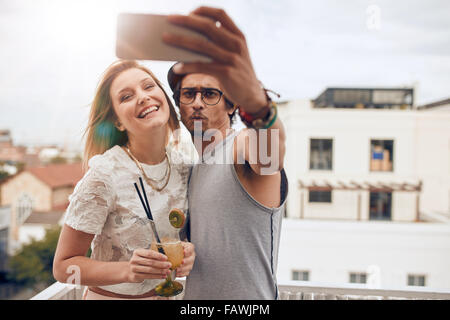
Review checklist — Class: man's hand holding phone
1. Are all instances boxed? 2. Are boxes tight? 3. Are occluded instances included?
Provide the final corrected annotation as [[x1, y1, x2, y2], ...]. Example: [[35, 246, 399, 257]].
[[162, 7, 267, 114]]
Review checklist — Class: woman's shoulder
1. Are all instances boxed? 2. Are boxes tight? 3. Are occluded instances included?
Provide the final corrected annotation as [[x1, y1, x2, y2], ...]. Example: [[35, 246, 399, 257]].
[[84, 145, 130, 182], [88, 145, 120, 167]]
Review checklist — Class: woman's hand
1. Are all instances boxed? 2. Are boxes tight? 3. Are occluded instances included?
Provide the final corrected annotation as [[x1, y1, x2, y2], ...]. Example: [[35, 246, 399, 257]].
[[176, 241, 196, 277], [126, 248, 172, 283]]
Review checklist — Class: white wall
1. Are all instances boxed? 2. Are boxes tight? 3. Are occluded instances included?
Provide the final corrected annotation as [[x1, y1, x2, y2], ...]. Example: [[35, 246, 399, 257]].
[[278, 100, 450, 221], [18, 225, 47, 245], [303, 190, 360, 220], [415, 114, 450, 213], [393, 192, 417, 221], [276, 101, 450, 289], [277, 219, 450, 289]]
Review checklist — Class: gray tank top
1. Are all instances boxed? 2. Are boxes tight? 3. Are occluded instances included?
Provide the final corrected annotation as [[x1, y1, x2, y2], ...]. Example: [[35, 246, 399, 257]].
[[183, 130, 288, 300]]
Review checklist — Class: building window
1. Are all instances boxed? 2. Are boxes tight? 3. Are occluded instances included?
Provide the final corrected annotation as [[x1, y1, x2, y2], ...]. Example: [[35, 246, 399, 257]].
[[370, 140, 394, 172], [292, 270, 310, 281], [16, 193, 33, 225], [349, 272, 367, 284], [310, 139, 333, 170], [308, 189, 332, 203], [369, 192, 392, 220], [408, 275, 426, 287]]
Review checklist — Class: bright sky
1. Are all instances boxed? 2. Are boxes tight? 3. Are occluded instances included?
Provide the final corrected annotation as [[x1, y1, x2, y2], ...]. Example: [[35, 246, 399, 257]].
[[1, 0, 449, 148]]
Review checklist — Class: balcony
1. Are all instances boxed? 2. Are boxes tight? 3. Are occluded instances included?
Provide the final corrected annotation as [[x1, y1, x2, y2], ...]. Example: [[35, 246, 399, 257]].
[[30, 280, 450, 300]]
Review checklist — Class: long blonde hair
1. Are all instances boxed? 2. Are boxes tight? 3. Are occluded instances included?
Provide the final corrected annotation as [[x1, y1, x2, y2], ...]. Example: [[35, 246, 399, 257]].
[[83, 60, 180, 171]]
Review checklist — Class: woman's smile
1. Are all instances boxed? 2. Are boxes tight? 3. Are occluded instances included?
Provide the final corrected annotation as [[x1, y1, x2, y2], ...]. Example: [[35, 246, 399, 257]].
[[138, 105, 160, 119]]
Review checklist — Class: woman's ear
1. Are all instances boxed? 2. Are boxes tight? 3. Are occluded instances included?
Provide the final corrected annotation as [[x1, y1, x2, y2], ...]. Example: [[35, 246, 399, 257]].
[[115, 120, 125, 132]]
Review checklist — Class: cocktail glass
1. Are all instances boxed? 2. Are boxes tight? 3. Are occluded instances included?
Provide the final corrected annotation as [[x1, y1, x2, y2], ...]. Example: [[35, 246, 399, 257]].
[[150, 235, 184, 297]]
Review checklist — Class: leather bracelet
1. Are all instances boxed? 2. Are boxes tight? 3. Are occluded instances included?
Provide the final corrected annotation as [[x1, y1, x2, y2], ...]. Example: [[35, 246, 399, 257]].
[[238, 86, 280, 129], [239, 101, 278, 129]]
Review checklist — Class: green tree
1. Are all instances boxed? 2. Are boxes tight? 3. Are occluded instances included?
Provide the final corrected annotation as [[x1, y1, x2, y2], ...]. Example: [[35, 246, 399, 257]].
[[0, 170, 9, 182], [49, 156, 67, 164], [73, 154, 82, 163], [14, 162, 25, 173], [7, 226, 61, 288]]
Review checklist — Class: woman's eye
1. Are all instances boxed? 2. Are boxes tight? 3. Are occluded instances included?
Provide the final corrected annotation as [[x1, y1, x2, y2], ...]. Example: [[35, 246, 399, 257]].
[[145, 84, 154, 90], [121, 94, 132, 102]]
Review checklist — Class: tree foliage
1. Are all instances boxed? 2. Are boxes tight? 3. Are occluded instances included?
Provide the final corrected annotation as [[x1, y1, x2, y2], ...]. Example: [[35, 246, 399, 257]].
[[49, 156, 67, 164], [7, 226, 61, 288], [0, 170, 9, 182]]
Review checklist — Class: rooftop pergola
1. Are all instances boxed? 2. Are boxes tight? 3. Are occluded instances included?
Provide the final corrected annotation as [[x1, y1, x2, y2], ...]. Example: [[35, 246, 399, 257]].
[[297, 179, 422, 221], [298, 179, 422, 192]]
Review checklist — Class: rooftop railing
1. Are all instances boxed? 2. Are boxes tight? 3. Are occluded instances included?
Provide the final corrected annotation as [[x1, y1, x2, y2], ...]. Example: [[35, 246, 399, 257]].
[[31, 280, 450, 300]]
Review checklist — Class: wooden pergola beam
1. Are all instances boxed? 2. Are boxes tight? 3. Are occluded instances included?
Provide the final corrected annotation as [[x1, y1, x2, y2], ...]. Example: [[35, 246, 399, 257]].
[[298, 179, 422, 192]]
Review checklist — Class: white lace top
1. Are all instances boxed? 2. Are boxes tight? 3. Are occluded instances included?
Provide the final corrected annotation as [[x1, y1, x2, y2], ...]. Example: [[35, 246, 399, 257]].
[[63, 145, 192, 295]]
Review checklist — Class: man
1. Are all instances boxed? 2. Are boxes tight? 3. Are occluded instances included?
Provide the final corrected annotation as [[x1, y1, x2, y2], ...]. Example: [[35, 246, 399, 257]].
[[164, 6, 288, 299]]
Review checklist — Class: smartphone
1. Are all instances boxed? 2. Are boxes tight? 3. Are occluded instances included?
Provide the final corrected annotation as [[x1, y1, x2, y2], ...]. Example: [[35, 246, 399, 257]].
[[116, 13, 212, 62]]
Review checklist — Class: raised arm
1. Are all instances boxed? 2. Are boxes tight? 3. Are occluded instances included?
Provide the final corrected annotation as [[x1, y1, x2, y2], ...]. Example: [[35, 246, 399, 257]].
[[164, 6, 286, 174]]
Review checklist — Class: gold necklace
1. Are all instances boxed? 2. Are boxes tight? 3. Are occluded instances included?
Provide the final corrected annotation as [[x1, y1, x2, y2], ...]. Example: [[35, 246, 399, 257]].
[[127, 146, 169, 183], [123, 146, 171, 192]]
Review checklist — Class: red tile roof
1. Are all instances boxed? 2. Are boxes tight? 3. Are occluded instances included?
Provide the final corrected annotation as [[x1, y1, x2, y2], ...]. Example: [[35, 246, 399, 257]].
[[26, 163, 83, 189]]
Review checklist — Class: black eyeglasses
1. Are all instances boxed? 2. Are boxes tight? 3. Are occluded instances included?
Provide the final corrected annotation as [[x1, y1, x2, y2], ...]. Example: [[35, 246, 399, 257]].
[[175, 87, 224, 106]]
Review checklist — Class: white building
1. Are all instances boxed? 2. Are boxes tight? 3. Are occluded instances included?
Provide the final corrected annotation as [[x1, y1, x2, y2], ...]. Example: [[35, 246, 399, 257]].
[[276, 92, 450, 289]]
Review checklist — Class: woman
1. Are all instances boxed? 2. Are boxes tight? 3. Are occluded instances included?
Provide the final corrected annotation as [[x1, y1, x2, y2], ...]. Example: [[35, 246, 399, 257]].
[[53, 60, 195, 300]]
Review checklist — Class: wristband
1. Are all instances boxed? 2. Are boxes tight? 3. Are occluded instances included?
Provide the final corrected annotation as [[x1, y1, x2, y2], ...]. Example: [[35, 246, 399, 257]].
[[239, 101, 278, 129], [238, 86, 280, 129]]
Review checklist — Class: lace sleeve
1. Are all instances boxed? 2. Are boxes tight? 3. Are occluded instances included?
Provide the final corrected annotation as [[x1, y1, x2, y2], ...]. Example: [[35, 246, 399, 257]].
[[64, 166, 116, 235]]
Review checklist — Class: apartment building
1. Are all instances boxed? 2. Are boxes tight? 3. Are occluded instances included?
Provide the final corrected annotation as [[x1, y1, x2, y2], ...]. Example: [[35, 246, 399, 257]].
[[276, 90, 450, 289]]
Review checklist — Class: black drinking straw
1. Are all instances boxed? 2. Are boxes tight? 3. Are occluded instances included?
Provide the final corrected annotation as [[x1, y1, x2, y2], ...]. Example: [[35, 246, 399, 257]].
[[134, 182, 150, 218], [133, 178, 165, 254], [139, 177, 152, 219]]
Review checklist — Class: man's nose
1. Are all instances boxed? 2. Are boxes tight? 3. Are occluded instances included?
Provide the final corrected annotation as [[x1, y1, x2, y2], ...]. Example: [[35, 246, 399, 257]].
[[192, 92, 205, 110]]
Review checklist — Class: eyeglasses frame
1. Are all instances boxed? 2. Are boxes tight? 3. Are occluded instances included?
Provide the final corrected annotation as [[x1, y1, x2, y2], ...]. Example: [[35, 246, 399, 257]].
[[174, 87, 224, 106]]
